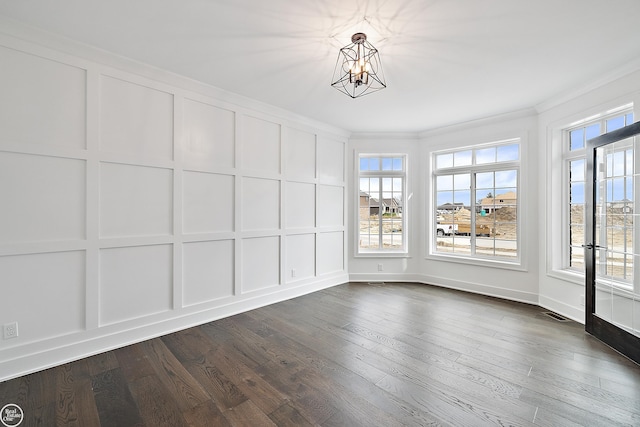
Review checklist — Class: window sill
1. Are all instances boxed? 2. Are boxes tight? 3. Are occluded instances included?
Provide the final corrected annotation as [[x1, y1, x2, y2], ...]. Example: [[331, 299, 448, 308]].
[[426, 252, 526, 272], [355, 251, 411, 259], [547, 268, 584, 286]]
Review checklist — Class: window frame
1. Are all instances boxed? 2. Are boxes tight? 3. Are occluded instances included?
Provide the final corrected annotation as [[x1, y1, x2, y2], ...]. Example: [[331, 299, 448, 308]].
[[560, 105, 635, 275], [355, 152, 408, 257], [547, 101, 636, 285], [428, 138, 523, 268]]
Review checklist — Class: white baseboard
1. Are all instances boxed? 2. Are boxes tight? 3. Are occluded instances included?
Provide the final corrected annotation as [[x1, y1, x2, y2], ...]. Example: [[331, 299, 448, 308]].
[[349, 272, 539, 305], [538, 294, 585, 324], [0, 274, 347, 382]]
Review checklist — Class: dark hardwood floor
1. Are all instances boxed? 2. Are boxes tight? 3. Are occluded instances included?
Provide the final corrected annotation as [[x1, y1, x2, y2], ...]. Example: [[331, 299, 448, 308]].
[[2, 282, 640, 426]]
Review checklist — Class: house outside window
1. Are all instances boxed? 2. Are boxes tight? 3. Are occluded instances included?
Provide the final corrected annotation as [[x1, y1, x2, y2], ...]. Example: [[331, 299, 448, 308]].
[[358, 154, 406, 254], [432, 140, 520, 263]]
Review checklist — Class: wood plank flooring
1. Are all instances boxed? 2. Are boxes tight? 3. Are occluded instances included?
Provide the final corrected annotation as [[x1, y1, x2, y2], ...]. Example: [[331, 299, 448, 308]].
[[2, 282, 640, 426]]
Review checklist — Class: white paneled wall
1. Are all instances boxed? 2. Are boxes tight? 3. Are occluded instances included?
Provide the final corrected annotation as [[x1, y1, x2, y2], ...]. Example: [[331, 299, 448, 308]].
[[0, 45, 86, 149], [0, 33, 348, 381]]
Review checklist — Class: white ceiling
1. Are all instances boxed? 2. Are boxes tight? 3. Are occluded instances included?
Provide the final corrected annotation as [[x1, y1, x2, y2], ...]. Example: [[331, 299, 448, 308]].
[[1, 0, 640, 133]]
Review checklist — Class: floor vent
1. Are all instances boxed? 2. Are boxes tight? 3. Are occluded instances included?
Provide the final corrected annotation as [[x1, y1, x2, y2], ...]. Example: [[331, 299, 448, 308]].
[[367, 282, 386, 286], [543, 311, 570, 322]]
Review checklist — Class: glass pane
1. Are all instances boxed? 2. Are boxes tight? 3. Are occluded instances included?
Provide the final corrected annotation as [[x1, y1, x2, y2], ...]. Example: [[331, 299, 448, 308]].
[[570, 206, 585, 264], [437, 175, 453, 191], [607, 116, 625, 132], [497, 144, 519, 162], [381, 177, 403, 249], [495, 170, 517, 187], [625, 113, 634, 125], [454, 190, 470, 207], [437, 191, 454, 208], [476, 237, 495, 257], [477, 190, 495, 213], [476, 147, 496, 164], [454, 150, 472, 166], [496, 239, 518, 258], [368, 157, 380, 171], [436, 153, 453, 169], [570, 128, 584, 151], [393, 157, 403, 171], [570, 204, 585, 225], [454, 173, 470, 190], [612, 177, 625, 201], [570, 245, 584, 269], [570, 182, 585, 204], [569, 128, 584, 150], [437, 181, 471, 255], [393, 177, 403, 193], [476, 172, 494, 189], [359, 177, 378, 249], [585, 123, 601, 140], [613, 151, 625, 176], [494, 188, 517, 204], [495, 223, 517, 241], [570, 159, 585, 182], [382, 157, 393, 171], [570, 225, 584, 246]]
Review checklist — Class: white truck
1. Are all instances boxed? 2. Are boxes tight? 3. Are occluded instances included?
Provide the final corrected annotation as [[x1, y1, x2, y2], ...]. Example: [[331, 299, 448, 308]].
[[436, 223, 458, 236]]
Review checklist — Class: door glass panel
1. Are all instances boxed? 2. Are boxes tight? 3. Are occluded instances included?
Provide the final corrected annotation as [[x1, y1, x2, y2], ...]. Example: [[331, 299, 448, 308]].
[[594, 137, 640, 338]]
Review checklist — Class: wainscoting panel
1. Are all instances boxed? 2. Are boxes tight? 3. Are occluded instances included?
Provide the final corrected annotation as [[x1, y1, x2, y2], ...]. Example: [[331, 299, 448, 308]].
[[241, 176, 281, 231], [317, 231, 345, 275], [242, 115, 281, 173], [182, 171, 234, 234], [284, 126, 316, 179], [99, 244, 173, 326], [183, 98, 235, 170], [286, 233, 316, 282], [0, 251, 86, 347], [241, 236, 280, 293], [99, 75, 174, 161], [99, 163, 173, 238], [0, 44, 86, 149], [285, 181, 315, 229], [182, 239, 235, 306], [317, 184, 344, 227], [0, 152, 86, 243], [0, 26, 348, 382]]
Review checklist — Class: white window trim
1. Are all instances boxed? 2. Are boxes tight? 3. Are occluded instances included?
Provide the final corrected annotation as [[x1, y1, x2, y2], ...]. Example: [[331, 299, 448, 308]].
[[426, 137, 526, 270], [354, 151, 409, 257], [546, 100, 637, 284]]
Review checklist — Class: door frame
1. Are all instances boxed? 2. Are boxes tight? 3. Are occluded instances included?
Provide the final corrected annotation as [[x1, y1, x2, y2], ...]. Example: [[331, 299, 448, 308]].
[[585, 121, 640, 364]]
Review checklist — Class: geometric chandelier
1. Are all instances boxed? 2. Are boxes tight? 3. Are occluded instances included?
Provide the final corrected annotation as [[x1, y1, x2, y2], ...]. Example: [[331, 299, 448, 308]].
[[331, 32, 387, 98]]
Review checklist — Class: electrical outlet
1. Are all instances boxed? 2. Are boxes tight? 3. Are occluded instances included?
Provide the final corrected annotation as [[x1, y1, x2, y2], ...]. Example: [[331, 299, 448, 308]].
[[291, 269, 296, 278], [3, 322, 18, 340], [378, 263, 383, 271]]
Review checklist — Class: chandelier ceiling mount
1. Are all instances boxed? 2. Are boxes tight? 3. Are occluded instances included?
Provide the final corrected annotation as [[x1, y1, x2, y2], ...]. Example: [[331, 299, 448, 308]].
[[331, 32, 386, 99]]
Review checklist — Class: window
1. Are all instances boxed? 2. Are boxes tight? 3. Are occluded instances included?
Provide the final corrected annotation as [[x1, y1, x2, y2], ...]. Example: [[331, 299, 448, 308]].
[[358, 154, 406, 254], [432, 140, 520, 262], [563, 107, 634, 272]]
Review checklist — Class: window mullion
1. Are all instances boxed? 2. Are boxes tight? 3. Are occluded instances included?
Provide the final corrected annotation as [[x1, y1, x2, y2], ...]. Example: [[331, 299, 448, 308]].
[[471, 173, 477, 255], [378, 177, 384, 249]]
